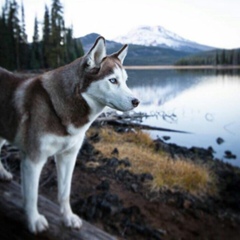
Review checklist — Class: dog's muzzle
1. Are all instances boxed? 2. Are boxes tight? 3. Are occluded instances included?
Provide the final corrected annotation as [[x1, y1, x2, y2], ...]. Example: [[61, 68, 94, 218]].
[[132, 98, 140, 108]]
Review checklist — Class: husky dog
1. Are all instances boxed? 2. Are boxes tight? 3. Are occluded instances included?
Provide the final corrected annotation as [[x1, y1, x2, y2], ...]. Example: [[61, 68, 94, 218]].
[[0, 37, 139, 233]]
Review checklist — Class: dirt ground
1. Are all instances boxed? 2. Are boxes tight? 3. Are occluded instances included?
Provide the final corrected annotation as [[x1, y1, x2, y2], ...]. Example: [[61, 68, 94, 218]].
[[1, 127, 240, 240]]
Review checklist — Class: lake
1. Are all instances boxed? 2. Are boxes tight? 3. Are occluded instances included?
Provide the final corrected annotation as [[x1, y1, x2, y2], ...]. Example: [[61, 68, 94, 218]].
[[126, 68, 240, 167]]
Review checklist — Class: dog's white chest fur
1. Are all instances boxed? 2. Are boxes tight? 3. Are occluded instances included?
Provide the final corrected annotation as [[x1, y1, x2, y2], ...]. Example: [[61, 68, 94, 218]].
[[40, 132, 83, 157], [41, 120, 94, 157]]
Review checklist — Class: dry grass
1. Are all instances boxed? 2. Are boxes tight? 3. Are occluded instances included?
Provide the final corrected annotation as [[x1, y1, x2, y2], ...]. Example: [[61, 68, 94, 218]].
[[88, 127, 217, 196]]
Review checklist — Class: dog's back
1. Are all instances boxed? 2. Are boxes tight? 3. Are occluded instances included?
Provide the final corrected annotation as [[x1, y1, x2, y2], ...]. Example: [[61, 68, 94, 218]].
[[0, 68, 25, 141]]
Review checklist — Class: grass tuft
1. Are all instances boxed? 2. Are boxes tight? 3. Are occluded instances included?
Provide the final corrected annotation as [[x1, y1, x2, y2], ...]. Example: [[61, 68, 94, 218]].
[[88, 127, 217, 196]]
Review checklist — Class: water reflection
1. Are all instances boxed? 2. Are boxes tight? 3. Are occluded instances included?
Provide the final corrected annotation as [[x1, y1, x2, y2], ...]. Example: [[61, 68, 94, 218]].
[[127, 69, 240, 166]]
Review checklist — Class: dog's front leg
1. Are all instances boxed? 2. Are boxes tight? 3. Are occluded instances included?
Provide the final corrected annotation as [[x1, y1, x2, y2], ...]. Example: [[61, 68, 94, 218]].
[[55, 146, 82, 230], [0, 138, 13, 180], [21, 156, 49, 233]]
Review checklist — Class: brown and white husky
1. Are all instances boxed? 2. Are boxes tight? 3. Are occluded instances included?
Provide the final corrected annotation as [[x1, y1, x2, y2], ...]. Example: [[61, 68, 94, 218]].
[[0, 37, 139, 233]]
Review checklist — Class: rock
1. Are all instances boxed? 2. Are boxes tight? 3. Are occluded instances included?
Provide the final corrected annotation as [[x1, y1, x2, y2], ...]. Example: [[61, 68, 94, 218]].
[[89, 132, 100, 142], [96, 180, 110, 191], [154, 138, 215, 160], [224, 151, 237, 159], [122, 205, 141, 216], [140, 173, 153, 182], [189, 146, 214, 159], [157, 228, 167, 236], [163, 136, 171, 141], [115, 127, 126, 133], [216, 137, 224, 145], [80, 140, 96, 156], [85, 161, 100, 169], [131, 183, 138, 193], [183, 200, 192, 209], [119, 158, 131, 167], [208, 146, 215, 153], [116, 169, 134, 181], [75, 192, 123, 221], [106, 157, 120, 167], [154, 139, 170, 152], [111, 148, 119, 155]]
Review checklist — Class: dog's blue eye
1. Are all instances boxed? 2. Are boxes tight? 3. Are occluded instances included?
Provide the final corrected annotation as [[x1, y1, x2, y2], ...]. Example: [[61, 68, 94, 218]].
[[109, 78, 118, 84]]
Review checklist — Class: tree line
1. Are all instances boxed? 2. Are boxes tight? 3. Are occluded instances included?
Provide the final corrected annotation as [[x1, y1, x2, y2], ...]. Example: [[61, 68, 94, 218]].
[[175, 49, 240, 66], [0, 0, 84, 70]]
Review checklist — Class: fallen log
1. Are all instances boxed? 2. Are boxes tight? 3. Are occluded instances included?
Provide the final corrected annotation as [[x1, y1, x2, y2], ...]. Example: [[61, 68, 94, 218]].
[[0, 180, 116, 240]]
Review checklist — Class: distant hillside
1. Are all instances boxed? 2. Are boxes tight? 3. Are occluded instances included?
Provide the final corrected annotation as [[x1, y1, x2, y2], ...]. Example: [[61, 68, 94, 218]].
[[78, 33, 191, 65], [78, 33, 122, 53], [123, 44, 190, 65]]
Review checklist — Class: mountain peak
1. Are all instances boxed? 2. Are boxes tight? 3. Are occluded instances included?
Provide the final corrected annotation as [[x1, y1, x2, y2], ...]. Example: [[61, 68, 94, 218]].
[[113, 25, 213, 52]]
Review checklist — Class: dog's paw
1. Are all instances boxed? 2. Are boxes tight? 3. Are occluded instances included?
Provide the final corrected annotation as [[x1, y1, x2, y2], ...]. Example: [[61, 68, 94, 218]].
[[0, 169, 13, 181], [28, 214, 49, 234], [63, 213, 82, 229]]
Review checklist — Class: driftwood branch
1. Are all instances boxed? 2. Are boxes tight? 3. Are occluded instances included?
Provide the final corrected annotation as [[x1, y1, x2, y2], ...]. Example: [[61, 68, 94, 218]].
[[0, 180, 116, 240], [97, 115, 191, 134]]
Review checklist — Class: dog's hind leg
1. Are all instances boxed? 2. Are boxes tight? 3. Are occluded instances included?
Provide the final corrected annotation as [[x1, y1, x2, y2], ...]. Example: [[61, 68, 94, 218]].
[[0, 138, 13, 181], [55, 144, 82, 229], [21, 155, 49, 233]]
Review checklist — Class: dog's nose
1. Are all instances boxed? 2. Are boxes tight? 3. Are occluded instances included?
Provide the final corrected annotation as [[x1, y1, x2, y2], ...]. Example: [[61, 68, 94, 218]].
[[132, 98, 140, 107]]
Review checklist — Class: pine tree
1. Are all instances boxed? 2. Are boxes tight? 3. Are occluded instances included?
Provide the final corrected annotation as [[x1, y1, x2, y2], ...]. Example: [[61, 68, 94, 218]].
[[221, 50, 226, 65], [42, 5, 51, 68], [0, 0, 30, 69], [30, 16, 42, 69], [19, 1, 29, 69], [0, 0, 10, 68], [63, 27, 84, 63], [7, 0, 20, 69], [232, 49, 238, 65], [49, 0, 65, 67], [20, 1, 27, 43], [33, 16, 39, 43], [215, 51, 219, 65], [74, 38, 84, 58], [63, 27, 73, 63]]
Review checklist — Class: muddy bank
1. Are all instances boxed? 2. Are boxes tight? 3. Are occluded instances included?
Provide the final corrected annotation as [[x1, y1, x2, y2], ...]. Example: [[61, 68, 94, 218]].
[[1, 125, 240, 240]]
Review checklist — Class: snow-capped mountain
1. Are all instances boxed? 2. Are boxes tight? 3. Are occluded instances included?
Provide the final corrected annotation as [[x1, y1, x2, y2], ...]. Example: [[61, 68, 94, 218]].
[[79, 32, 191, 65], [114, 25, 213, 52]]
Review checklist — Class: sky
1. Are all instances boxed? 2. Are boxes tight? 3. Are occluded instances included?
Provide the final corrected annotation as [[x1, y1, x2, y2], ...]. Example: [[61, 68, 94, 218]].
[[1, 0, 240, 49]]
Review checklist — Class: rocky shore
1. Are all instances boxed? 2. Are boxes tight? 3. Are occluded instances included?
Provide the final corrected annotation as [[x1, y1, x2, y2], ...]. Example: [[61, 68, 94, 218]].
[[1, 124, 240, 240]]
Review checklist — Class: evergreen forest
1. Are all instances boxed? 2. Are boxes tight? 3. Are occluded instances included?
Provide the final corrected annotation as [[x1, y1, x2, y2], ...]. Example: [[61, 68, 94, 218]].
[[0, 0, 84, 70], [176, 49, 240, 66]]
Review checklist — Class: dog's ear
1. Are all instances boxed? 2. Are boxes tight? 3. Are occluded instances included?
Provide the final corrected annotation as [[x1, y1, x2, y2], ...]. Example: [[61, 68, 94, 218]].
[[86, 36, 106, 68], [112, 44, 128, 64]]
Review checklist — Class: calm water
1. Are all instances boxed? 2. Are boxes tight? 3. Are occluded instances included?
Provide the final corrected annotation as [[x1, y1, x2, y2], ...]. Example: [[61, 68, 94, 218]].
[[127, 69, 240, 166]]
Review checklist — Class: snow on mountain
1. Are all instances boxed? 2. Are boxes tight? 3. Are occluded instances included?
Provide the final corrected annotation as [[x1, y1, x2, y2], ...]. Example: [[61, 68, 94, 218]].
[[113, 25, 213, 52]]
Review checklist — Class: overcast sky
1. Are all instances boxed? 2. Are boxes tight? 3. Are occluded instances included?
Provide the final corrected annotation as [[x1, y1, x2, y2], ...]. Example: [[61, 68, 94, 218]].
[[1, 0, 240, 49]]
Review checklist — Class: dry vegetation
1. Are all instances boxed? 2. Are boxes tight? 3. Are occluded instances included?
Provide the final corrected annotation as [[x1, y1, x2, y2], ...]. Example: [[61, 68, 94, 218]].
[[88, 127, 217, 196]]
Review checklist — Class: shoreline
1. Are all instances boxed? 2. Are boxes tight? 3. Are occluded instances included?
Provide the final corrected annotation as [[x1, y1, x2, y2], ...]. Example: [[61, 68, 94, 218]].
[[124, 65, 240, 70], [97, 111, 239, 167]]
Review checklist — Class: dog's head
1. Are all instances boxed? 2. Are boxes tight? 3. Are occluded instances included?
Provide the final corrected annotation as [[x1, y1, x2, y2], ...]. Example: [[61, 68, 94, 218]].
[[80, 37, 139, 112]]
